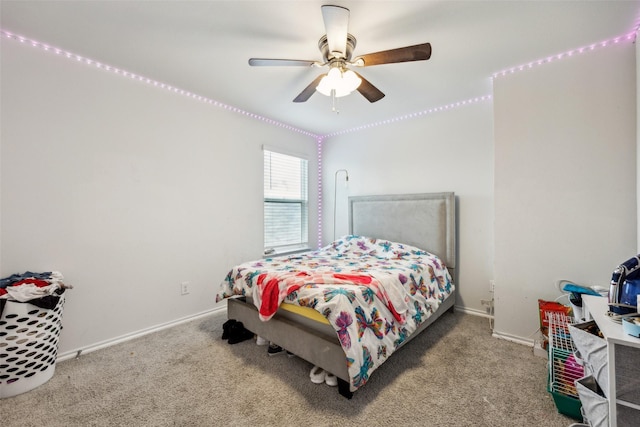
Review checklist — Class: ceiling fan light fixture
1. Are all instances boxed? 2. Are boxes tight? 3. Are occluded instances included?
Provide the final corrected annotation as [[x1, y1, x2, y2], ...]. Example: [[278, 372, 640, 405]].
[[250, 5, 431, 104], [316, 67, 361, 98]]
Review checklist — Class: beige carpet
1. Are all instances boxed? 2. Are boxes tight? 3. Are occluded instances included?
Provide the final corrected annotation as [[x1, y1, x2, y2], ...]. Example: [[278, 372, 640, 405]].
[[1, 310, 575, 426]]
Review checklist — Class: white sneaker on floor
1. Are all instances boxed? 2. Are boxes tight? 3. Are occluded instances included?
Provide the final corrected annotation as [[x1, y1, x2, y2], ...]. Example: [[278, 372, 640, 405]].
[[256, 336, 268, 346], [309, 365, 326, 384], [324, 373, 338, 387]]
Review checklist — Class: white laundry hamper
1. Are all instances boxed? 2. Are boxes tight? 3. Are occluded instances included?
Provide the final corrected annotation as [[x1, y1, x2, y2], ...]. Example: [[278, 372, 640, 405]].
[[0, 292, 66, 398]]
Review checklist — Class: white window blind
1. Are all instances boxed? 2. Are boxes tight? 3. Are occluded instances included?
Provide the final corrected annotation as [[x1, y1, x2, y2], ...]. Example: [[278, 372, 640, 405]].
[[263, 149, 308, 251]]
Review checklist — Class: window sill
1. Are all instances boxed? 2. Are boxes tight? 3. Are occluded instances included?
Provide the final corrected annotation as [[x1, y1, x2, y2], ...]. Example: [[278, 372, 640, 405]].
[[264, 245, 312, 258]]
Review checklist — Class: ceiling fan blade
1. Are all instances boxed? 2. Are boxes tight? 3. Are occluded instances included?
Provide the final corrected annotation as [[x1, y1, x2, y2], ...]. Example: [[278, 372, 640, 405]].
[[354, 43, 432, 66], [249, 58, 317, 67], [293, 73, 326, 103], [321, 5, 349, 58], [352, 71, 385, 103]]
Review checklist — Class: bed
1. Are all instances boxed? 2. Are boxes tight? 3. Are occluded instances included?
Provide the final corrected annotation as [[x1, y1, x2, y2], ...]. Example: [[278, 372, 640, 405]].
[[216, 192, 456, 398]]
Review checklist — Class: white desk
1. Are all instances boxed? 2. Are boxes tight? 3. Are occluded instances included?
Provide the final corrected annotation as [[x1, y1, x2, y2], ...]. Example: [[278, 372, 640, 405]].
[[583, 295, 640, 427]]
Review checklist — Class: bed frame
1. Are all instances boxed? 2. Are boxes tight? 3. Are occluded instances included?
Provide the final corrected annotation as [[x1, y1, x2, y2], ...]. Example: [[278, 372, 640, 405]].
[[227, 192, 457, 398]]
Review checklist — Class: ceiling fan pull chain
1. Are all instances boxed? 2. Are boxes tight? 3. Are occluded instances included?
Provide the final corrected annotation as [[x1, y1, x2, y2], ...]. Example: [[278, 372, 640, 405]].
[[331, 89, 339, 114]]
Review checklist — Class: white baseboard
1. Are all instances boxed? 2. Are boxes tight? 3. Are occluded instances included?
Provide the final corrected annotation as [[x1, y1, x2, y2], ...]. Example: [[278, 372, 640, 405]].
[[56, 306, 226, 362], [533, 341, 548, 359], [55, 303, 539, 363], [491, 327, 549, 360], [461, 309, 548, 357], [491, 329, 535, 347], [455, 305, 494, 319]]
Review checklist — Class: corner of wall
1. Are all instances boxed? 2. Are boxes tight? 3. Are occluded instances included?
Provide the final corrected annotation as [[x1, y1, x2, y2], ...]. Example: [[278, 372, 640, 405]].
[[637, 27, 640, 253]]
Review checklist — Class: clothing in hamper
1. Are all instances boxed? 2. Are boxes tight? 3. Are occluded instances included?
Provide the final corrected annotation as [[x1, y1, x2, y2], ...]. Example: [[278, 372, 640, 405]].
[[0, 271, 70, 317]]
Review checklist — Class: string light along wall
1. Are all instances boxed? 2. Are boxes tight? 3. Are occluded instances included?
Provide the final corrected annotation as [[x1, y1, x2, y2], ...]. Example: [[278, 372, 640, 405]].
[[3, 26, 638, 249], [2, 27, 325, 248], [492, 32, 637, 79], [0, 29, 317, 139], [317, 136, 323, 249], [315, 29, 639, 243], [322, 95, 493, 139]]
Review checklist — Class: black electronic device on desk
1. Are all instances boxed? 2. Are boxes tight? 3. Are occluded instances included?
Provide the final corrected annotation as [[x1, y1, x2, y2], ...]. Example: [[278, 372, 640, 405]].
[[609, 254, 640, 316]]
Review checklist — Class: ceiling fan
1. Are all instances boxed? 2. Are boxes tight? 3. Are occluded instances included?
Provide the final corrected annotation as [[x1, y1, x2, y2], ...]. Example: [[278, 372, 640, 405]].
[[248, 5, 432, 104]]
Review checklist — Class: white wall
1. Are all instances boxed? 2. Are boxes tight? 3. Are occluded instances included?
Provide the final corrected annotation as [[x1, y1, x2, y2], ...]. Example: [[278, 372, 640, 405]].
[[0, 41, 318, 356], [321, 102, 495, 315], [493, 42, 637, 342], [2, 24, 637, 356]]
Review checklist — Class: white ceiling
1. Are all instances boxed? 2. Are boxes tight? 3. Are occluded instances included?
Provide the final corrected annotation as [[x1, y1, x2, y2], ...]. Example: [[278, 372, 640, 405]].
[[2, 0, 639, 136]]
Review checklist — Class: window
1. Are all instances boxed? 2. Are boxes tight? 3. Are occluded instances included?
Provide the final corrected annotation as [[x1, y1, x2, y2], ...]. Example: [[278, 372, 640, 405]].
[[263, 149, 308, 252]]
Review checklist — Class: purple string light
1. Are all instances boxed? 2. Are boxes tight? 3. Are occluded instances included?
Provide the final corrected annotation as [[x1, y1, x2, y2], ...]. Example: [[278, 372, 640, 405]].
[[492, 32, 637, 79], [0, 28, 317, 139], [4, 25, 638, 250]]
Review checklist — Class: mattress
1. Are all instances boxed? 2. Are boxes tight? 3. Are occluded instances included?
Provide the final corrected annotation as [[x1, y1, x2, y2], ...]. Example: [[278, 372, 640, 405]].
[[279, 301, 330, 325]]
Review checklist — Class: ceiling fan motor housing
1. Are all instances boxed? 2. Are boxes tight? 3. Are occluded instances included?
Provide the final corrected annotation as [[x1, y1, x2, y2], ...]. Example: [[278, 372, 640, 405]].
[[319, 33, 357, 62]]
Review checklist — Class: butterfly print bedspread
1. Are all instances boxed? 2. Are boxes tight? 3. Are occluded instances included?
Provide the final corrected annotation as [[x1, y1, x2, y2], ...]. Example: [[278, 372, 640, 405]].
[[216, 235, 454, 392]]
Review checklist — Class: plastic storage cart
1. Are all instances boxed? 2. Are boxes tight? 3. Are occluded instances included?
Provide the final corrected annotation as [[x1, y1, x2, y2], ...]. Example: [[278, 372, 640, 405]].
[[547, 311, 584, 420], [0, 292, 66, 398]]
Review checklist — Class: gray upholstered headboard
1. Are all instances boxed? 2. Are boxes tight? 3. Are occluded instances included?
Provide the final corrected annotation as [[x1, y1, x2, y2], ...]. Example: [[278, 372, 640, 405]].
[[348, 192, 456, 271]]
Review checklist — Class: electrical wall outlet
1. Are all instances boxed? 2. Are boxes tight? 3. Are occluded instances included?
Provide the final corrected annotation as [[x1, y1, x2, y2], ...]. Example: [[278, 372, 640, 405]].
[[180, 281, 190, 295], [489, 280, 495, 293]]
